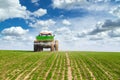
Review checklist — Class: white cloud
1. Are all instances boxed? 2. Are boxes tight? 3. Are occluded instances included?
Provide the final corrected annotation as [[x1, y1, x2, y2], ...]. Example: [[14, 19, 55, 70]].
[[78, 19, 120, 36], [53, 17, 104, 41], [86, 4, 110, 11], [31, 0, 39, 3], [2, 35, 33, 41], [32, 8, 47, 17], [89, 31, 108, 40], [110, 5, 120, 18], [115, 0, 120, 2], [1, 26, 29, 36], [108, 29, 120, 37], [0, 0, 47, 22], [0, 27, 34, 50], [30, 19, 56, 28], [75, 19, 120, 40], [54, 27, 78, 41], [31, 0, 40, 6], [88, 0, 111, 3], [52, 0, 113, 11], [62, 19, 71, 26], [55, 27, 71, 34], [2, 36, 16, 41], [0, 0, 28, 21], [0, 36, 34, 50], [52, 0, 87, 9]]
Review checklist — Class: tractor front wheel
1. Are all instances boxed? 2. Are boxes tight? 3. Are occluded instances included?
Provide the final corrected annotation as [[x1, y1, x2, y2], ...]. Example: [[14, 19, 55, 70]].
[[34, 45, 38, 52], [51, 44, 54, 51], [55, 40, 58, 51]]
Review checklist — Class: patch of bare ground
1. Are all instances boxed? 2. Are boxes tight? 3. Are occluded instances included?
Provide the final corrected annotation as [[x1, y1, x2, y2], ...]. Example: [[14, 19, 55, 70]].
[[66, 53, 72, 80]]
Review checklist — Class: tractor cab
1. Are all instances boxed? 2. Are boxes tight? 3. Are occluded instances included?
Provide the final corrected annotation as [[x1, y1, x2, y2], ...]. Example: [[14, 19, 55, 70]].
[[40, 32, 52, 36]]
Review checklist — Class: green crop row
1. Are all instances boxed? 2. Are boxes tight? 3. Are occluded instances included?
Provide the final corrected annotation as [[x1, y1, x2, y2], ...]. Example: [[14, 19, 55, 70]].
[[0, 50, 120, 80]]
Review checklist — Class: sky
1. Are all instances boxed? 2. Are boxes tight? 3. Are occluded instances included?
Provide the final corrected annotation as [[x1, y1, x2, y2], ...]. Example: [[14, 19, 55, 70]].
[[0, 0, 120, 51]]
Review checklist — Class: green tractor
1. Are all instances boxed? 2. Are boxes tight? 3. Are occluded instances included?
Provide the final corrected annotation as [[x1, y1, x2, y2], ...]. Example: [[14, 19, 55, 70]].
[[34, 31, 58, 52]]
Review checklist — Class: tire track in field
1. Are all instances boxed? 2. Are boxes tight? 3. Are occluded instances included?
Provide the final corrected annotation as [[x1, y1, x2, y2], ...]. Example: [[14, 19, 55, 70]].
[[87, 57, 113, 80], [44, 53, 58, 79], [71, 59, 78, 80], [68, 53, 83, 80], [66, 53, 72, 80], [16, 54, 51, 80]]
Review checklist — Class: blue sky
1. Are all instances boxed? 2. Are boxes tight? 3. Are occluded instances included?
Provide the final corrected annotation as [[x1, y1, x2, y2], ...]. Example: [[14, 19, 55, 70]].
[[0, 0, 120, 51]]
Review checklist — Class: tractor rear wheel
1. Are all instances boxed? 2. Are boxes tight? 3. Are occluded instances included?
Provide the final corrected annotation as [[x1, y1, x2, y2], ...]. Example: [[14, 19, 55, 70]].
[[51, 43, 54, 51], [55, 40, 58, 51], [38, 46, 43, 51], [41, 47, 43, 51]]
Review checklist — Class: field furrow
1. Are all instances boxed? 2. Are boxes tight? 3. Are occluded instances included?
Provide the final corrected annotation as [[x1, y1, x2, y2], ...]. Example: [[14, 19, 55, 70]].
[[69, 53, 83, 80], [66, 53, 72, 80]]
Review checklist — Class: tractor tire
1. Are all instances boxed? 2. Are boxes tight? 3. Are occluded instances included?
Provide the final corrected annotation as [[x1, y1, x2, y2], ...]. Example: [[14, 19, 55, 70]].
[[51, 43, 54, 51], [37, 45, 40, 52], [55, 40, 58, 51], [41, 47, 43, 51], [34, 45, 38, 52], [38, 46, 43, 51], [38, 46, 41, 51]]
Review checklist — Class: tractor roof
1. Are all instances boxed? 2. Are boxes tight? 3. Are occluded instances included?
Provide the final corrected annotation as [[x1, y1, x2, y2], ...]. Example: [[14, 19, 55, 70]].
[[40, 32, 52, 35]]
